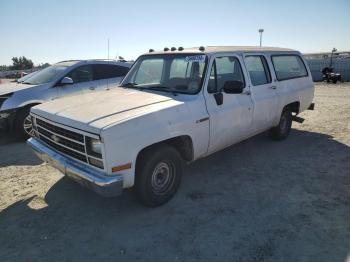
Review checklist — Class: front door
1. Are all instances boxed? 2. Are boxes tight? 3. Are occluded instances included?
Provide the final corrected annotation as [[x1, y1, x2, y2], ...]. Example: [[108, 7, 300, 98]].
[[58, 65, 97, 97], [243, 54, 278, 134], [204, 54, 254, 155]]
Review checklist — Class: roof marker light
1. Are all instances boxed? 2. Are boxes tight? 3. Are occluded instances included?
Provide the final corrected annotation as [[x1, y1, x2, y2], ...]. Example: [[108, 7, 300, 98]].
[[149, 49, 154, 52], [199, 46, 205, 51], [178, 47, 184, 51], [171, 47, 177, 51], [164, 47, 170, 51]]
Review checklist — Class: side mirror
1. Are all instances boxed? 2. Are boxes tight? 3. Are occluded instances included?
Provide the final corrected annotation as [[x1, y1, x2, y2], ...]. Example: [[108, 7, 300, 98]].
[[60, 77, 74, 85], [222, 81, 244, 94]]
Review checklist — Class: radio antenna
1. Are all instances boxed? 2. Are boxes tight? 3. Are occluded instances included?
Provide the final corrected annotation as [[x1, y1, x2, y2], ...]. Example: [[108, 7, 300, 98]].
[[107, 38, 110, 90], [107, 38, 110, 60]]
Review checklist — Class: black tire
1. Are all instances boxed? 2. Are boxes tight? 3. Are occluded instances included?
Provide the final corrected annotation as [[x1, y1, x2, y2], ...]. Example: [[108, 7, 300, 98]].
[[269, 107, 292, 141], [14, 107, 33, 140], [135, 145, 183, 207]]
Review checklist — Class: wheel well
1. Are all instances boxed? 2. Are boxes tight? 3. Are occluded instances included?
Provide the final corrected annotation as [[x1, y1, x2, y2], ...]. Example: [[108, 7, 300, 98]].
[[9, 103, 40, 130], [136, 136, 194, 165], [286, 101, 300, 114]]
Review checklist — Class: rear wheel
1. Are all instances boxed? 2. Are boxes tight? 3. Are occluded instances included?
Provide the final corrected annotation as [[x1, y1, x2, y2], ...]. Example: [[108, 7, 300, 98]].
[[135, 145, 183, 207], [14, 107, 34, 140], [269, 107, 292, 140]]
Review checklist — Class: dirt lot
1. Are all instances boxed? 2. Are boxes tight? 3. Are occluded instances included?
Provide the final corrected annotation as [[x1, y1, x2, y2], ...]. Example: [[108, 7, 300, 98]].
[[0, 83, 349, 262]]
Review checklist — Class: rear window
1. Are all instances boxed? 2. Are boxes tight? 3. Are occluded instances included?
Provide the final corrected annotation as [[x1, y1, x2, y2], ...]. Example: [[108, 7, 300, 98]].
[[271, 55, 307, 81], [93, 64, 129, 80]]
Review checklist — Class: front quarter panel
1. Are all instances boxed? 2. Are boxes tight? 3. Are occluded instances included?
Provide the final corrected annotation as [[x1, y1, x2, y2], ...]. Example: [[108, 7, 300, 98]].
[[101, 96, 209, 188]]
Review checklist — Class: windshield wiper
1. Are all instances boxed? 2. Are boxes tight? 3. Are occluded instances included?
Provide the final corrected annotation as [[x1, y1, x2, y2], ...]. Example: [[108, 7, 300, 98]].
[[121, 82, 138, 88], [121, 82, 147, 91], [148, 86, 178, 96]]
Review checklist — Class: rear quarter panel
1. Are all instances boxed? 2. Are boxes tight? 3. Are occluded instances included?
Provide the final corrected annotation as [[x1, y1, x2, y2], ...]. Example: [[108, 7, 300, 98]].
[[273, 54, 315, 124]]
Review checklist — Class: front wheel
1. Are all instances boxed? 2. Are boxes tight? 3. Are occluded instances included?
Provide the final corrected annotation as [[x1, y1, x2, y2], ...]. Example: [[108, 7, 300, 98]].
[[269, 107, 292, 141], [14, 107, 34, 140], [135, 146, 183, 207]]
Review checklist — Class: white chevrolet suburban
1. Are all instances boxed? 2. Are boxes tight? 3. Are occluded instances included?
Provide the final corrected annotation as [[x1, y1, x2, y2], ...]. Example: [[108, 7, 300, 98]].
[[28, 46, 315, 206]]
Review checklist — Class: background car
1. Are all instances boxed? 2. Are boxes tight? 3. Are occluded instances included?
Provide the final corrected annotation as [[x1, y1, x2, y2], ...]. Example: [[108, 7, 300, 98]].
[[0, 59, 132, 139]]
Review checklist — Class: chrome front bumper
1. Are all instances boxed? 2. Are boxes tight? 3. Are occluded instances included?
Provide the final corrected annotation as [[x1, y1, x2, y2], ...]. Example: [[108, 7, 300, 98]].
[[27, 138, 123, 197]]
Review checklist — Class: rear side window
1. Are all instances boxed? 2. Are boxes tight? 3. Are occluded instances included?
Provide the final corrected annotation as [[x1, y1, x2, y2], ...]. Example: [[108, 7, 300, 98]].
[[93, 64, 129, 80], [272, 55, 307, 81], [245, 56, 271, 86]]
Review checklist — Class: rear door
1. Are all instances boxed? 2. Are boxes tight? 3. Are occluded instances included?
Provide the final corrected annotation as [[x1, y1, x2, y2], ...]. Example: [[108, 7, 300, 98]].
[[204, 54, 254, 154], [243, 54, 278, 134], [93, 64, 129, 90]]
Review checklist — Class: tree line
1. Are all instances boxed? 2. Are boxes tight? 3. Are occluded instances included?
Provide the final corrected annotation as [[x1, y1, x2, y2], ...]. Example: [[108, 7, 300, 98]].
[[0, 56, 50, 71]]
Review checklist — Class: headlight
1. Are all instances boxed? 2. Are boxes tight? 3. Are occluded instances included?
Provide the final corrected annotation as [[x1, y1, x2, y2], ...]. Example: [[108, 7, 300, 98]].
[[89, 138, 102, 155], [0, 93, 14, 109]]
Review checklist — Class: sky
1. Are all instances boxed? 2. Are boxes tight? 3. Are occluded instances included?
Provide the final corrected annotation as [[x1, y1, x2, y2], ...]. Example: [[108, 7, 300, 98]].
[[0, 0, 349, 65]]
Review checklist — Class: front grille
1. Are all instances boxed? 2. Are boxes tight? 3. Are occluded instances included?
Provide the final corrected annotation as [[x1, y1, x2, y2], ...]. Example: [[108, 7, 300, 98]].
[[39, 135, 88, 163], [33, 116, 103, 168], [36, 118, 84, 143], [37, 126, 85, 153]]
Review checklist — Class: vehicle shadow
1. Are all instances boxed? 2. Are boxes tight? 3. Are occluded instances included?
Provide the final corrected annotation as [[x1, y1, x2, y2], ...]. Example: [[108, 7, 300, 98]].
[[0, 132, 41, 167], [0, 129, 349, 262]]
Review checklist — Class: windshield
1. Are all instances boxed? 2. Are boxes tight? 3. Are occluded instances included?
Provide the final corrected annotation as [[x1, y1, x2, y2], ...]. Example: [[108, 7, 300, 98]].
[[17, 71, 38, 83], [121, 54, 207, 94], [23, 64, 69, 85]]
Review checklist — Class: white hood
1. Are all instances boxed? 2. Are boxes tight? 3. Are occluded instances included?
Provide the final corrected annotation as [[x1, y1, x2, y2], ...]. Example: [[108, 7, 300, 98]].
[[31, 88, 183, 133], [0, 82, 37, 95]]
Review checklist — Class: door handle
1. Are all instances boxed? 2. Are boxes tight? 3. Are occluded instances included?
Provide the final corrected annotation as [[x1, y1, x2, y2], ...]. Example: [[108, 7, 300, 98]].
[[270, 86, 277, 89], [89, 87, 95, 90]]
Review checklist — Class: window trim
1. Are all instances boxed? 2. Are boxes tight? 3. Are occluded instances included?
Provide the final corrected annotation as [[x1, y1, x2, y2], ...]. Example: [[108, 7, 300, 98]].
[[245, 55, 272, 86], [271, 54, 309, 81], [207, 55, 246, 94]]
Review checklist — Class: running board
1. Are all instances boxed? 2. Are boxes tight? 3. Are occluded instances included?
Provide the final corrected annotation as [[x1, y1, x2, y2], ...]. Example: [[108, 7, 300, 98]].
[[292, 115, 305, 123]]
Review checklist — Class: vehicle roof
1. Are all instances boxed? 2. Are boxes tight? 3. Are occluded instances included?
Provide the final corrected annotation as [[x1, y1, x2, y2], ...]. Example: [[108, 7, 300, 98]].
[[143, 46, 298, 56], [55, 59, 132, 67]]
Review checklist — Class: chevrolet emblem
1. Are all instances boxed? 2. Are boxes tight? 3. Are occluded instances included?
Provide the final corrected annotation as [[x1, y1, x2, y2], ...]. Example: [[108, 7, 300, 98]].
[[51, 134, 60, 143]]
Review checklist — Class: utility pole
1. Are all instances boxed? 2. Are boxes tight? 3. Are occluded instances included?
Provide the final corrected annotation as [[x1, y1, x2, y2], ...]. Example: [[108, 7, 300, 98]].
[[259, 29, 264, 47]]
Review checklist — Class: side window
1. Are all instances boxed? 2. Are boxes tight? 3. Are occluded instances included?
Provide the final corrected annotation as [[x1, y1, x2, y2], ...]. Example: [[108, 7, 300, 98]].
[[272, 55, 308, 81], [134, 59, 164, 85], [93, 64, 129, 80], [67, 65, 93, 83], [207, 56, 244, 93], [245, 56, 271, 86]]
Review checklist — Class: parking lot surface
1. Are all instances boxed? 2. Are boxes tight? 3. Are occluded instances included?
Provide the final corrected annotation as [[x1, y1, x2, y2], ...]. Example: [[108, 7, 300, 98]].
[[0, 83, 349, 262]]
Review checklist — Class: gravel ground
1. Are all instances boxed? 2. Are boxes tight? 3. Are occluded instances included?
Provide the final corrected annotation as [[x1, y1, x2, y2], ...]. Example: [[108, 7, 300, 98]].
[[0, 83, 349, 262]]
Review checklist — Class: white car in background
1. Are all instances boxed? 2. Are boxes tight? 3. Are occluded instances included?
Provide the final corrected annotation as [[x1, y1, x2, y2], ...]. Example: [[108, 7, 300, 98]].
[[0, 60, 131, 139], [28, 46, 315, 206]]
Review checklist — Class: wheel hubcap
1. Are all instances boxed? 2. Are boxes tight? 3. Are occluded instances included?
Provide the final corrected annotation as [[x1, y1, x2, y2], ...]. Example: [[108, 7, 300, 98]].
[[151, 162, 175, 195], [23, 115, 34, 137]]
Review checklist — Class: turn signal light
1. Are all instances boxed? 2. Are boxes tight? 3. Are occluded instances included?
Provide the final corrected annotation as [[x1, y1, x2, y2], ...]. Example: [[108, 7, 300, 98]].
[[112, 163, 132, 173]]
